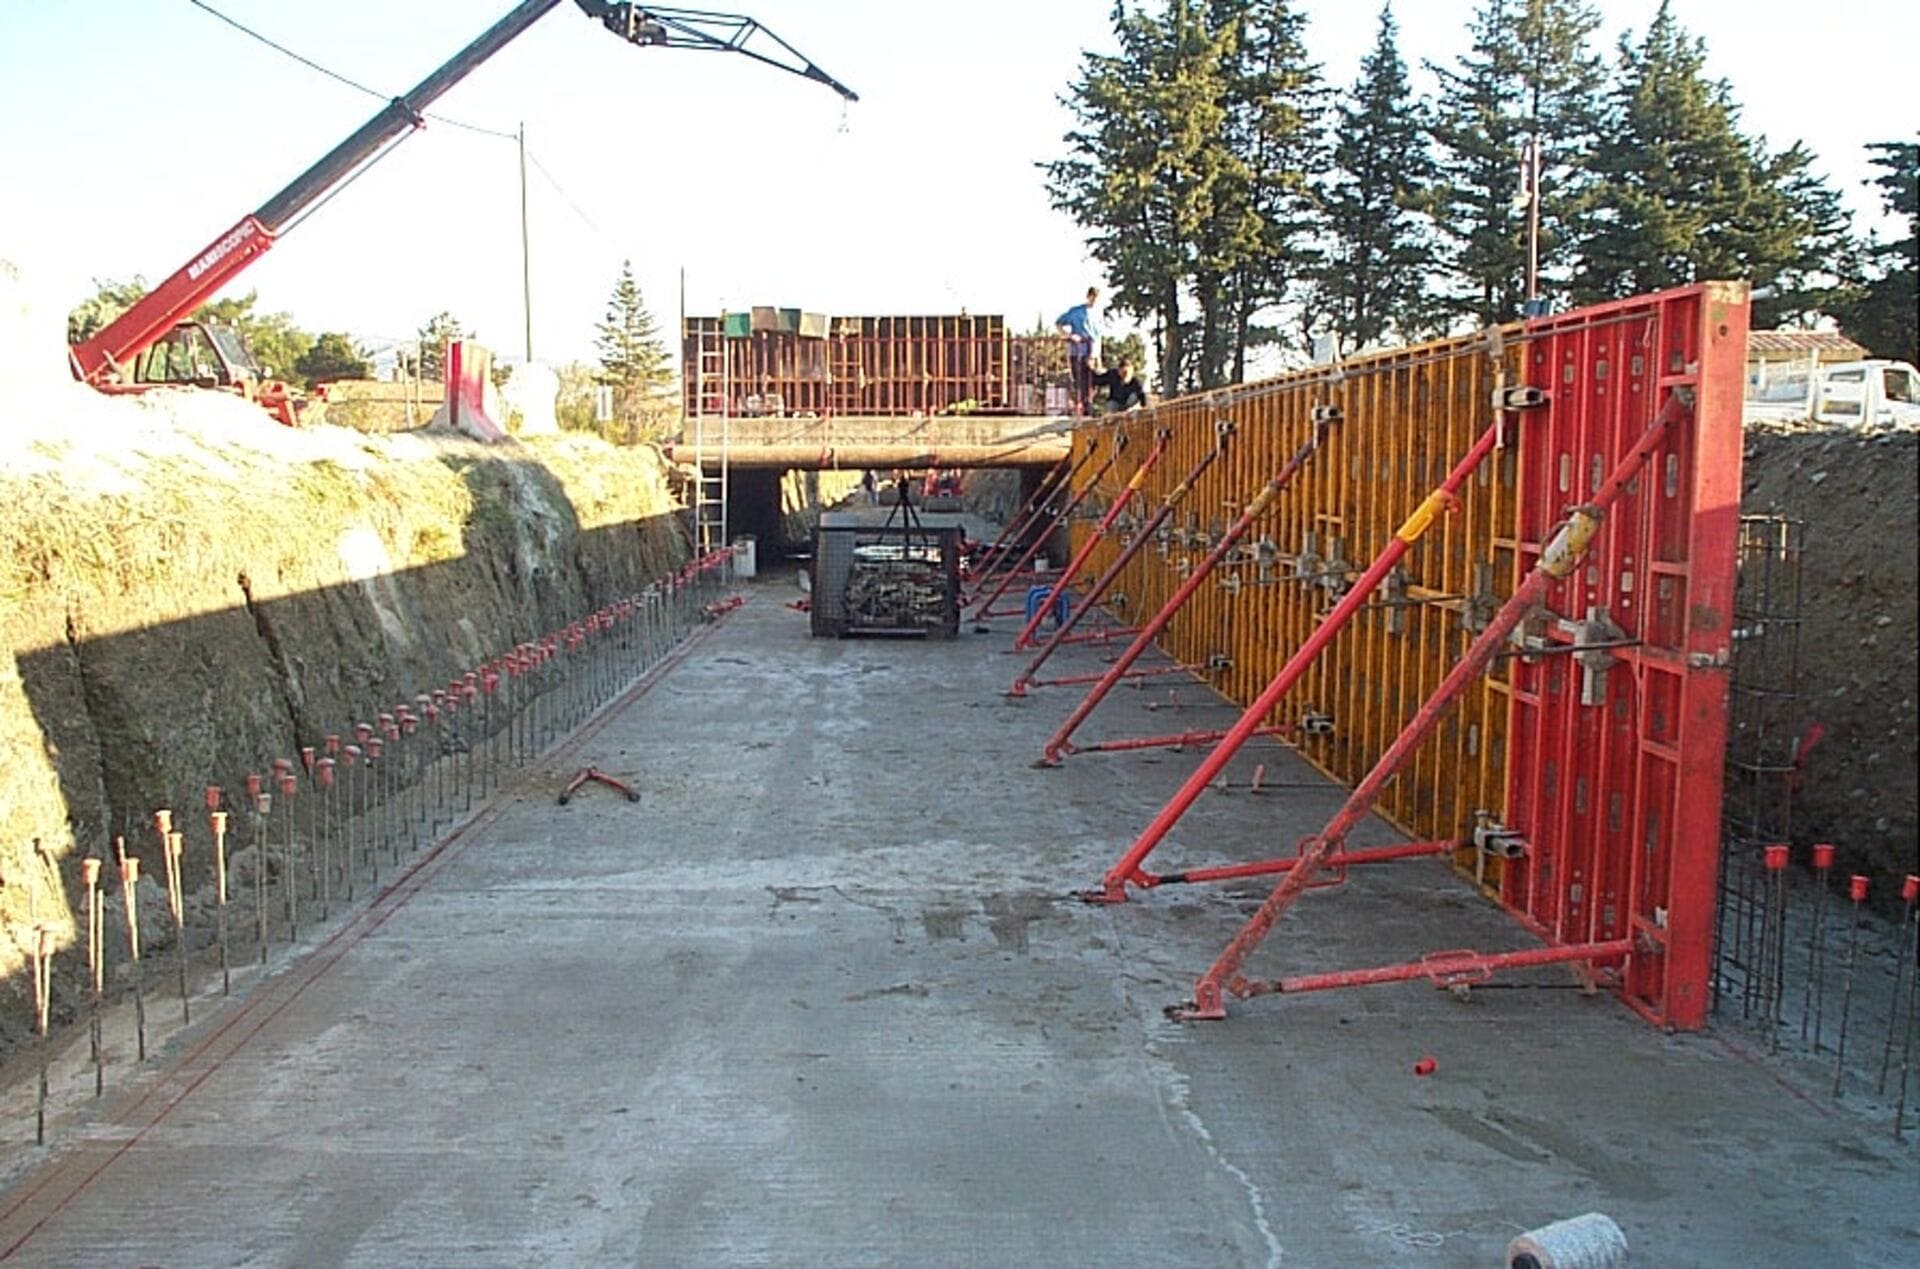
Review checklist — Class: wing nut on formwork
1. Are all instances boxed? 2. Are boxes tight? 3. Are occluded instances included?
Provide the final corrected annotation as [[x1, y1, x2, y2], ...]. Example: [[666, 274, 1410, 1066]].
[[1253, 535, 1280, 585], [1472, 811, 1529, 861], [1493, 385, 1549, 411]]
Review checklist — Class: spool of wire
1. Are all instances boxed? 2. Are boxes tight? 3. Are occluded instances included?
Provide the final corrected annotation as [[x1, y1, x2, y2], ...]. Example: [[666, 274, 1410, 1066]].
[[1507, 1212, 1629, 1269]]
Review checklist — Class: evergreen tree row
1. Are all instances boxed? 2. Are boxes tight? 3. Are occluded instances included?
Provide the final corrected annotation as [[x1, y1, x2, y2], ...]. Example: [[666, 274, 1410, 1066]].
[[1047, 0, 1914, 391]]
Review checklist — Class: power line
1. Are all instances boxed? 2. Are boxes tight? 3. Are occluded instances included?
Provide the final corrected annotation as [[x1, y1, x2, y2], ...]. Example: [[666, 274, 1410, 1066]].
[[182, 0, 518, 140], [524, 149, 617, 246]]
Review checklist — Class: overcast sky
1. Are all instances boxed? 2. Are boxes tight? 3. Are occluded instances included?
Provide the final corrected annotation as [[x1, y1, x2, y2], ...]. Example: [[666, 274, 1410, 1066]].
[[2, 0, 1913, 367]]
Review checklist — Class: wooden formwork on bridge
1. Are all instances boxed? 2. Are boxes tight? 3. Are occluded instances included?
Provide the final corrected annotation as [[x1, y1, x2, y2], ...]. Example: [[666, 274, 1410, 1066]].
[[1057, 282, 1749, 1028], [682, 314, 1069, 420]]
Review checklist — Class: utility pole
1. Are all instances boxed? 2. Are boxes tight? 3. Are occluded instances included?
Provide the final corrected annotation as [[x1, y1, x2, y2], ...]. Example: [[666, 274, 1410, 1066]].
[[518, 121, 533, 360], [1520, 0, 1546, 319], [1523, 133, 1542, 316]]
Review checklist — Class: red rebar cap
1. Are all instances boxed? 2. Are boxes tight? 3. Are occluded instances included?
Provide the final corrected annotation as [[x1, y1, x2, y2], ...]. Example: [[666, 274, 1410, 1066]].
[[342, 745, 361, 765], [210, 810, 228, 831], [353, 723, 371, 743], [1412, 1057, 1437, 1077], [246, 772, 263, 797], [379, 712, 395, 727], [425, 705, 441, 723], [278, 772, 296, 795], [205, 785, 222, 810], [317, 758, 336, 788], [153, 808, 172, 833], [1849, 875, 1870, 903], [1903, 875, 1920, 903], [1764, 844, 1790, 871], [301, 746, 316, 771], [383, 722, 401, 741], [82, 857, 101, 884], [327, 733, 341, 754], [483, 673, 500, 695], [367, 737, 384, 758], [1812, 842, 1836, 869]]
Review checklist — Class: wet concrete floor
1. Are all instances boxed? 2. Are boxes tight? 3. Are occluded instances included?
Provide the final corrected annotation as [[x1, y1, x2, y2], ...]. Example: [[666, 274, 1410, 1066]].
[[0, 573, 1913, 1265]]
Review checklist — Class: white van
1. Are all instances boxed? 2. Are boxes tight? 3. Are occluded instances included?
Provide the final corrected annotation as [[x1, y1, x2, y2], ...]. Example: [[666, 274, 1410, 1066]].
[[1747, 358, 1920, 428]]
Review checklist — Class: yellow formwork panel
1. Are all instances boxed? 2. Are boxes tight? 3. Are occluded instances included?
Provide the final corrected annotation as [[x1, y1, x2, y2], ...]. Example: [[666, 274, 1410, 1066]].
[[1066, 330, 1526, 854]]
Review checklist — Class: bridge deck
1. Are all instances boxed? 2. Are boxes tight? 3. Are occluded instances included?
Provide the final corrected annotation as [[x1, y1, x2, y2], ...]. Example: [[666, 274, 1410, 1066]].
[[665, 414, 1077, 468]]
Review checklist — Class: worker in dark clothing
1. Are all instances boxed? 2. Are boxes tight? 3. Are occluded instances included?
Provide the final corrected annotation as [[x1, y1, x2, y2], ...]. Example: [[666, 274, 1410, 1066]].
[[1090, 359, 1149, 413], [1055, 286, 1101, 416]]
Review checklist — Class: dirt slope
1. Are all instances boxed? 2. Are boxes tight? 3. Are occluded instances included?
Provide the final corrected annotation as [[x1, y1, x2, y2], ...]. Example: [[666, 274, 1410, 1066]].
[[0, 369, 686, 1048]]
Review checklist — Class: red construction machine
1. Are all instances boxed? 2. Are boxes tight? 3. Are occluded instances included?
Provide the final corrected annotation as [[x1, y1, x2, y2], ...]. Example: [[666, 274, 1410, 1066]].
[[66, 1, 854, 426]]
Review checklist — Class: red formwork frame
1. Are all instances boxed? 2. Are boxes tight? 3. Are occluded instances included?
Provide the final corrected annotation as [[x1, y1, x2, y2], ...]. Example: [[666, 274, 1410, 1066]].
[[1162, 282, 1747, 1029], [1491, 282, 1746, 1029], [972, 434, 1126, 618], [1036, 412, 1336, 764], [1007, 431, 1229, 693], [1008, 429, 1172, 651], [969, 452, 1087, 587]]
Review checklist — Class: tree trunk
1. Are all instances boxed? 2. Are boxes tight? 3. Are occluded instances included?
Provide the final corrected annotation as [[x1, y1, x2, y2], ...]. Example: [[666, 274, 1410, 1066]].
[[1194, 271, 1223, 390], [1158, 280, 1184, 395]]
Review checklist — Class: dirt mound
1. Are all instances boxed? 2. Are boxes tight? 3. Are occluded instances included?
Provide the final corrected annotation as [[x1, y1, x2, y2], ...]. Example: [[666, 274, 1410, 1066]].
[[1741, 424, 1918, 898], [0, 361, 686, 1047]]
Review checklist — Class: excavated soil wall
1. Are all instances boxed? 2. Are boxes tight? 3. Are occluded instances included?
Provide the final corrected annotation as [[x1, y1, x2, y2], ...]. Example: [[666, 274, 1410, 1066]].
[[1740, 424, 1918, 900], [0, 379, 687, 1056]]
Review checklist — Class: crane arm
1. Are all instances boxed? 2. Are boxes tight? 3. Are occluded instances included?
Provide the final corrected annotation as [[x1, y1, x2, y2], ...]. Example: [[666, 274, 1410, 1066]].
[[71, 0, 855, 384], [596, 6, 859, 101]]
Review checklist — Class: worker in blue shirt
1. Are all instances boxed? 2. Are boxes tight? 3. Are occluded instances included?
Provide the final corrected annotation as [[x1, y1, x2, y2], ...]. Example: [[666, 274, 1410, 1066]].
[[1056, 286, 1101, 416]]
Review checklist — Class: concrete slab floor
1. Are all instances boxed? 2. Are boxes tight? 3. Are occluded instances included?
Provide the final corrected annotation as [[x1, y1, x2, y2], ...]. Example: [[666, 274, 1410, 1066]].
[[1, 584, 1914, 1266]]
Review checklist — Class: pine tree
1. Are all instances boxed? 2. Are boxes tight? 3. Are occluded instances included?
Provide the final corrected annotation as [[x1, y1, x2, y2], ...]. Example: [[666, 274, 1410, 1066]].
[[1046, 1, 1236, 393], [1429, 0, 1603, 324], [1831, 141, 1918, 361], [1315, 3, 1434, 351], [1210, 0, 1326, 381], [1572, 3, 1746, 299], [414, 311, 468, 380], [595, 261, 672, 441], [1570, 2, 1848, 325]]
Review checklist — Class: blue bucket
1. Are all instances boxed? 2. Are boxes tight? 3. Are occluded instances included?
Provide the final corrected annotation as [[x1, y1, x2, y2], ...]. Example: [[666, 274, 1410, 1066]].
[[1024, 585, 1073, 629]]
